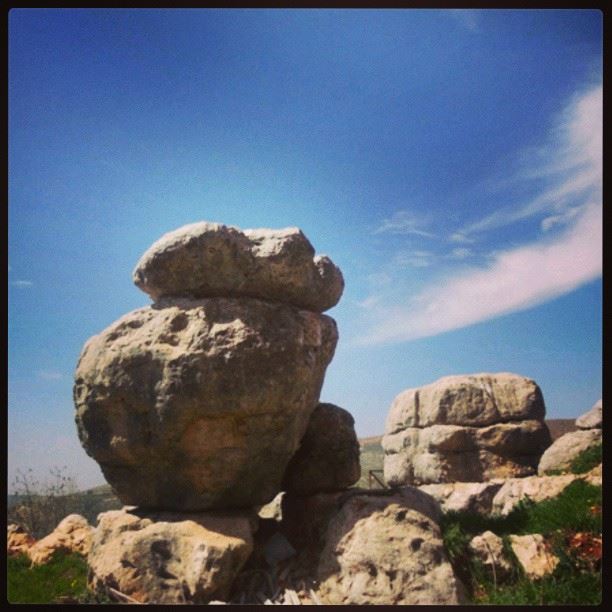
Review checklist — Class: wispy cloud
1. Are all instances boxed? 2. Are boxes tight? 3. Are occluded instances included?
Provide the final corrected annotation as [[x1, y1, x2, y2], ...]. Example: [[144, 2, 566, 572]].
[[357, 83, 602, 346], [37, 370, 64, 381], [455, 83, 602, 239], [11, 280, 34, 288], [374, 210, 435, 238]]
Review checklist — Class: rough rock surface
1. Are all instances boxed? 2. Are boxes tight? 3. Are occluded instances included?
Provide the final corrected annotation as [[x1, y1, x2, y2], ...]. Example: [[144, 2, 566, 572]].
[[508, 534, 559, 579], [468, 531, 513, 580], [74, 297, 338, 510], [314, 489, 465, 605], [88, 508, 254, 604], [383, 373, 551, 485], [575, 399, 602, 430], [28, 514, 94, 565], [7, 524, 35, 556], [538, 429, 602, 475], [491, 474, 580, 515], [418, 482, 504, 515], [132, 222, 344, 313], [282, 403, 360, 495]]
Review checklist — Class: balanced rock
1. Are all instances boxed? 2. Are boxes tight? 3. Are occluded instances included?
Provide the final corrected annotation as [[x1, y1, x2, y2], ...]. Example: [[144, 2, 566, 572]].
[[281, 403, 361, 495], [575, 399, 602, 429], [88, 508, 254, 604], [315, 489, 465, 605], [75, 297, 338, 510], [538, 428, 601, 476], [383, 373, 551, 485], [28, 514, 94, 565], [132, 222, 344, 313]]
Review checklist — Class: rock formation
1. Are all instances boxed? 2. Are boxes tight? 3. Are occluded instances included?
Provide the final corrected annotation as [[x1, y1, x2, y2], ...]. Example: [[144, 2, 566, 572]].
[[538, 400, 602, 475], [383, 373, 552, 485], [281, 402, 361, 495], [27, 514, 94, 565], [74, 222, 342, 511], [7, 524, 35, 556], [88, 508, 255, 604]]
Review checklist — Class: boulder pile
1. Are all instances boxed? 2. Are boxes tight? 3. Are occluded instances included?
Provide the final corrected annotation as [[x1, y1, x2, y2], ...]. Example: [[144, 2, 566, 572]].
[[383, 373, 552, 486]]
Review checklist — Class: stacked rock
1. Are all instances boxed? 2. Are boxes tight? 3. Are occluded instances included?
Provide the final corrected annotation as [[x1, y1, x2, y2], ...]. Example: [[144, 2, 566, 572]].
[[74, 222, 343, 511], [74, 222, 350, 603], [538, 399, 602, 475], [383, 373, 552, 486]]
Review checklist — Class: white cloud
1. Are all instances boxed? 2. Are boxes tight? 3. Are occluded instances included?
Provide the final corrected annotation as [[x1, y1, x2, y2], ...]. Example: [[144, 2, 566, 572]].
[[393, 250, 435, 268], [357, 83, 602, 346], [357, 203, 601, 345], [456, 83, 602, 238], [37, 370, 64, 381], [11, 280, 33, 288], [374, 210, 435, 237]]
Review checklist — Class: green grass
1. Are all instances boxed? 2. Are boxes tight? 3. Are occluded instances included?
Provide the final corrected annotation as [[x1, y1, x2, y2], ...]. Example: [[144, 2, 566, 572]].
[[569, 442, 602, 474], [7, 550, 110, 604], [441, 480, 601, 605]]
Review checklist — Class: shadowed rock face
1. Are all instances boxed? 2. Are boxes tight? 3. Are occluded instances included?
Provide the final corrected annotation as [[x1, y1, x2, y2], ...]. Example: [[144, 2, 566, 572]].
[[383, 373, 552, 485], [132, 222, 344, 313], [282, 403, 361, 496], [74, 297, 338, 510]]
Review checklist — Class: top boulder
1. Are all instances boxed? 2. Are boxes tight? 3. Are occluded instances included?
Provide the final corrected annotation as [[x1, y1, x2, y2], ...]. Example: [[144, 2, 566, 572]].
[[132, 222, 344, 312]]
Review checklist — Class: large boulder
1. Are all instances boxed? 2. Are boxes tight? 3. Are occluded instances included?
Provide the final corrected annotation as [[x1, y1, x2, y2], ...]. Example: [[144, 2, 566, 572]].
[[418, 482, 504, 515], [383, 373, 551, 485], [132, 222, 344, 313], [28, 514, 94, 565], [314, 489, 465, 605], [575, 399, 602, 429], [88, 508, 254, 604], [538, 429, 602, 475], [281, 403, 361, 495], [74, 297, 338, 510]]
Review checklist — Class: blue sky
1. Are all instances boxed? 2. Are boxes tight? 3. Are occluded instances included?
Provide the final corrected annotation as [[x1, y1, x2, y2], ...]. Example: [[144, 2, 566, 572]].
[[8, 9, 602, 491]]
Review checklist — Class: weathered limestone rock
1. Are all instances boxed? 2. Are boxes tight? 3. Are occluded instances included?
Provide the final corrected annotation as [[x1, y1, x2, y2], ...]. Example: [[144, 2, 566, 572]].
[[508, 534, 559, 579], [28, 514, 94, 565], [491, 474, 579, 516], [468, 531, 513, 581], [7, 524, 35, 556], [582, 463, 602, 486], [281, 403, 360, 495], [88, 508, 254, 604], [383, 373, 551, 485], [74, 297, 338, 510], [315, 489, 465, 605], [418, 482, 504, 515], [576, 399, 602, 429], [132, 222, 344, 313], [538, 429, 602, 475]]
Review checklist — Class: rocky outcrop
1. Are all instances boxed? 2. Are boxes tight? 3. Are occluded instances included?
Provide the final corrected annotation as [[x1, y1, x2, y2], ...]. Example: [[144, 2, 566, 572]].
[[418, 482, 504, 514], [576, 399, 602, 430], [28, 514, 94, 565], [132, 222, 344, 313], [508, 534, 559, 579], [7, 524, 35, 556], [538, 429, 601, 475], [281, 403, 360, 495], [74, 223, 342, 511], [87, 508, 255, 604], [384, 373, 551, 485], [314, 489, 465, 605]]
